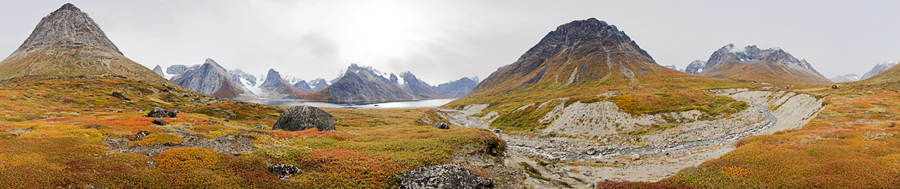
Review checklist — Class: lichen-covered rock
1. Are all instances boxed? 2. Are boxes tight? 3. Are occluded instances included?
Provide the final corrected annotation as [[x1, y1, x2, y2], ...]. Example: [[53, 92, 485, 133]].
[[400, 163, 493, 189], [272, 106, 334, 131], [431, 121, 450, 129], [111, 92, 129, 100], [147, 107, 177, 118], [152, 118, 166, 125], [134, 131, 149, 140], [269, 164, 301, 180]]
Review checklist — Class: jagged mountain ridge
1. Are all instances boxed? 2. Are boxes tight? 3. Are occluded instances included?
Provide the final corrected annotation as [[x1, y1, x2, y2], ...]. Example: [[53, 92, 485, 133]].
[[861, 62, 897, 80], [153, 65, 165, 77], [170, 58, 242, 98], [260, 69, 308, 95], [309, 78, 330, 91], [301, 64, 445, 103], [701, 44, 831, 84], [684, 60, 706, 75], [0, 3, 166, 83]]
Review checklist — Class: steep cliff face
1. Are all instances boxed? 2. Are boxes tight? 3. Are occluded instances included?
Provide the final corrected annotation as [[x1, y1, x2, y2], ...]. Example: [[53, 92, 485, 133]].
[[701, 44, 831, 84], [153, 65, 165, 77], [170, 58, 242, 98], [0, 3, 166, 83]]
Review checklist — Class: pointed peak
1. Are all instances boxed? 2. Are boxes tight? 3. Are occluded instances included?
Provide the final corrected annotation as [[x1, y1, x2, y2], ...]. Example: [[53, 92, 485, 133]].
[[57, 3, 80, 12]]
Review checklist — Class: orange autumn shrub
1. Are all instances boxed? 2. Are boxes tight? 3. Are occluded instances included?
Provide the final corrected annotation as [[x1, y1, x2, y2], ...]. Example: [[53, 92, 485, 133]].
[[271, 128, 351, 141], [154, 147, 219, 172]]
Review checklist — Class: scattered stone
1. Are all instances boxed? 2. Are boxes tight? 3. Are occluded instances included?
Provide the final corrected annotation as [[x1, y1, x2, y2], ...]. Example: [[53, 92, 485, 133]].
[[831, 85, 838, 89], [147, 107, 177, 118], [117, 110, 123, 113], [272, 106, 335, 131], [631, 154, 641, 161], [152, 118, 166, 125], [111, 92, 129, 100], [891, 123, 896, 128], [253, 125, 267, 130], [5, 127, 34, 133], [431, 121, 450, 129], [269, 164, 301, 180], [134, 131, 149, 140], [400, 163, 493, 189]]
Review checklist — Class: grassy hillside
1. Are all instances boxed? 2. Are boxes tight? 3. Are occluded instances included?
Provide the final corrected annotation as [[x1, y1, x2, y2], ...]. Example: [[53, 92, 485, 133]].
[[0, 76, 501, 188]]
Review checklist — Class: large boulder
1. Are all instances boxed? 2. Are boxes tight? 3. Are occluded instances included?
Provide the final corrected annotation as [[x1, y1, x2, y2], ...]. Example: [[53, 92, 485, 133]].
[[431, 121, 450, 129], [400, 163, 493, 189], [272, 106, 335, 131], [269, 164, 301, 180], [147, 107, 177, 118]]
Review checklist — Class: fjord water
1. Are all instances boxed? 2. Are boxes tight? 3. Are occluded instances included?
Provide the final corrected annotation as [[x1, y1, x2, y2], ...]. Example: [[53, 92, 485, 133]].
[[247, 98, 457, 109]]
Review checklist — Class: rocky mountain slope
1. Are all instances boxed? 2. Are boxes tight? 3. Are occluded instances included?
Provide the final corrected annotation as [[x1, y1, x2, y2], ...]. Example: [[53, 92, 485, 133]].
[[0, 3, 167, 83], [701, 44, 831, 84], [684, 60, 706, 75], [259, 69, 307, 95], [166, 65, 189, 75], [431, 77, 479, 98], [153, 65, 165, 77], [860, 61, 896, 80], [830, 73, 860, 83], [170, 58, 242, 98], [308, 78, 330, 91], [227, 69, 257, 87]]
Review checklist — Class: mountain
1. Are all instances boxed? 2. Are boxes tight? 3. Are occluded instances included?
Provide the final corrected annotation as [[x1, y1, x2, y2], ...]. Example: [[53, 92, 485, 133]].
[[830, 74, 860, 83], [260, 69, 307, 95], [302, 64, 444, 103], [167, 65, 188, 75], [684, 60, 706, 75], [227, 69, 257, 87], [431, 77, 479, 98], [470, 18, 667, 96], [860, 62, 897, 80], [282, 75, 303, 85], [309, 78, 330, 91], [0, 3, 166, 83], [663, 65, 677, 70], [701, 44, 831, 84], [398, 72, 444, 99], [153, 65, 165, 77], [293, 80, 314, 92], [170, 58, 242, 98]]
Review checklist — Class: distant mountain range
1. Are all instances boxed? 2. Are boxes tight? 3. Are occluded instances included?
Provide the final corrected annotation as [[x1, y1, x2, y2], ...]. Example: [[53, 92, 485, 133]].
[[696, 44, 831, 84], [829, 61, 896, 82]]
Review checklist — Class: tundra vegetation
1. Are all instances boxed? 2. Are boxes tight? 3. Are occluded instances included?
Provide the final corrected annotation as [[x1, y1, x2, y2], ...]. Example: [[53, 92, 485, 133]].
[[0, 76, 502, 188]]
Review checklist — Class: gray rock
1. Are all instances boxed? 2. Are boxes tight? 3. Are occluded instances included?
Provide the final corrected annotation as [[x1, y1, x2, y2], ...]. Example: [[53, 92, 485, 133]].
[[152, 65, 165, 77], [400, 163, 493, 189], [431, 121, 450, 129], [269, 164, 301, 180], [147, 107, 177, 118], [253, 125, 267, 130], [272, 106, 335, 131], [152, 118, 166, 125], [134, 131, 149, 140], [111, 92, 129, 100], [166, 65, 188, 75]]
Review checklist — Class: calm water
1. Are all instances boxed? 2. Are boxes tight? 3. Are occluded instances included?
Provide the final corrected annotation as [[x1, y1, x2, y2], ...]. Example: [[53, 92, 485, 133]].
[[244, 98, 457, 109]]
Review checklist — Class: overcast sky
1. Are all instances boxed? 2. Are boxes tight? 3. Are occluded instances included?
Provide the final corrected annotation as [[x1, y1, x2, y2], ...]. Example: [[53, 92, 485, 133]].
[[0, 0, 898, 83]]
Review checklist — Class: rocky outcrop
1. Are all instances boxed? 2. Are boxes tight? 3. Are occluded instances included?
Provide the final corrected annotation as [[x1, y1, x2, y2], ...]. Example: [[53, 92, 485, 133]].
[[830, 74, 860, 83], [861, 62, 897, 80], [432, 77, 479, 98], [0, 3, 167, 83], [701, 44, 831, 84], [272, 106, 335, 131], [431, 122, 450, 129], [399, 163, 493, 189], [166, 65, 189, 75], [684, 60, 706, 75], [269, 164, 300, 180], [147, 107, 177, 118], [151, 118, 166, 125], [153, 65, 165, 77], [170, 58, 242, 98], [111, 92, 129, 101]]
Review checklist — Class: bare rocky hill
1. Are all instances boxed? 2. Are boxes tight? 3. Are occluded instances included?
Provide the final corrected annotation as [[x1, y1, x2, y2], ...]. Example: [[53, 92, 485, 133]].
[[701, 44, 831, 84], [171, 58, 242, 98]]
